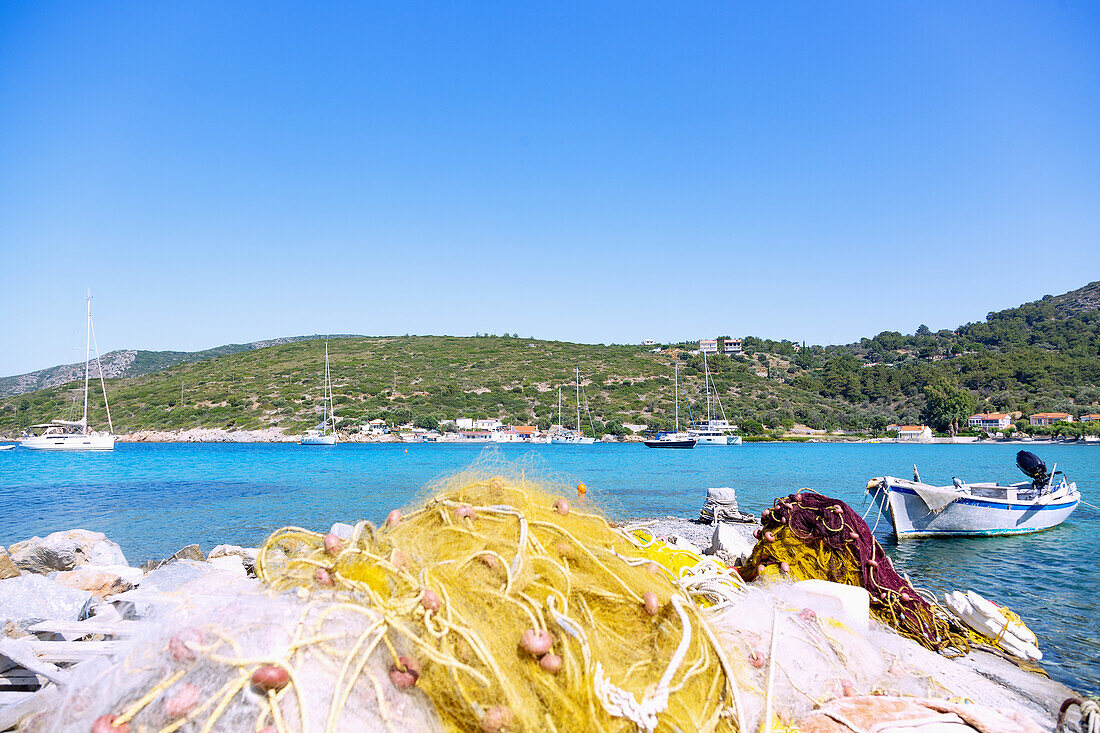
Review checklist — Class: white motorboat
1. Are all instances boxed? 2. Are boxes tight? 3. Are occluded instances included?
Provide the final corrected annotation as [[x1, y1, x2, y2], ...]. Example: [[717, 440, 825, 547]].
[[300, 342, 338, 446], [691, 426, 743, 446], [867, 451, 1080, 538], [21, 293, 116, 451], [0, 445, 16, 451], [688, 352, 741, 446]]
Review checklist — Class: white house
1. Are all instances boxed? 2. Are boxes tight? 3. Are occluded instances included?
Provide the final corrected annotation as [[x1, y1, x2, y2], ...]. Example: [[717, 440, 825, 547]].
[[699, 339, 718, 354], [455, 418, 474, 430], [362, 418, 388, 435], [641, 339, 656, 347], [723, 338, 743, 354], [1081, 414, 1100, 423], [475, 418, 503, 431], [1029, 412, 1073, 426], [896, 425, 933, 442], [967, 413, 1012, 430]]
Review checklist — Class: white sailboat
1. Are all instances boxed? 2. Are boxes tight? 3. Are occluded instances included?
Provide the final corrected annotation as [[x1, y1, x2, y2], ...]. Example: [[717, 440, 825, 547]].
[[551, 366, 596, 444], [300, 342, 337, 446], [689, 351, 742, 446], [21, 293, 116, 451]]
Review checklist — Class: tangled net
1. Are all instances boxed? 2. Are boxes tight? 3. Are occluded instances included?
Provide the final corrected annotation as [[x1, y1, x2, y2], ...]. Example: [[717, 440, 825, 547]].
[[739, 491, 969, 658], [253, 471, 745, 732]]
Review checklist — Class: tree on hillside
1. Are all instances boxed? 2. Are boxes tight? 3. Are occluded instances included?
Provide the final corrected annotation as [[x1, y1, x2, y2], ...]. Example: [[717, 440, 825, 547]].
[[921, 379, 974, 436]]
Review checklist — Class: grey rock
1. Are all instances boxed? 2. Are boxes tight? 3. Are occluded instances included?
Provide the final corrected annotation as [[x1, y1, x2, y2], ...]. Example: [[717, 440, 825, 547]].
[[140, 544, 206, 573], [8, 530, 128, 574], [208, 545, 257, 573], [710, 523, 755, 561], [170, 544, 205, 562]]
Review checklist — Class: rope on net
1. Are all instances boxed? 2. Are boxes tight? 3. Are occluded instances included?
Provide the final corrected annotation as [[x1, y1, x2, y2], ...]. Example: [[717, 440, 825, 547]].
[[740, 491, 971, 658], [96, 473, 751, 733]]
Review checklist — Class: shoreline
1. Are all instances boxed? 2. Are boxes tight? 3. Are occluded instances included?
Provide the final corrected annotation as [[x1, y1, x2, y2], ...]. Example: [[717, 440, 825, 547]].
[[1, 426, 1073, 446]]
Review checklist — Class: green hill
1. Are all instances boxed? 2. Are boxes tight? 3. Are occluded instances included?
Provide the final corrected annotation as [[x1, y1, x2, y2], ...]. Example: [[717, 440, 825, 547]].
[[2, 283, 1098, 438]]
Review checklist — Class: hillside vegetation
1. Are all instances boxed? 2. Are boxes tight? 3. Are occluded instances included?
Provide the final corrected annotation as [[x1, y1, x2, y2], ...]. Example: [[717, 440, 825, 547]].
[[1, 282, 1098, 437]]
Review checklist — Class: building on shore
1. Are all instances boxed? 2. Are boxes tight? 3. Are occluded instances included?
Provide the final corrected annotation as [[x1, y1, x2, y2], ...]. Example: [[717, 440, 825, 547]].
[[723, 338, 743, 354], [1029, 412, 1073, 426], [698, 339, 718, 354], [1079, 413, 1100, 422], [896, 425, 933, 442], [967, 413, 1012, 430]]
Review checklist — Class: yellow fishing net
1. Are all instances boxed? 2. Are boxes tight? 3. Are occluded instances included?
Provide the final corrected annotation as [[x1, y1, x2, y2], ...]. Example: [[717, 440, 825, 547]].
[[256, 471, 745, 732]]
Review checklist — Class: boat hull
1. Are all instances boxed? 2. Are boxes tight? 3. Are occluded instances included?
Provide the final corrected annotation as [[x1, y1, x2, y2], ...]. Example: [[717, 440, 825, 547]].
[[871, 480, 1079, 538], [300, 434, 337, 445], [20, 434, 116, 451], [692, 434, 742, 446], [551, 437, 596, 445], [643, 439, 697, 449]]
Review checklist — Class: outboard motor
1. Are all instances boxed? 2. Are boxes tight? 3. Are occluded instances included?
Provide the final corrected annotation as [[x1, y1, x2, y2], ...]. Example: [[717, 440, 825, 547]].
[[1016, 450, 1049, 488]]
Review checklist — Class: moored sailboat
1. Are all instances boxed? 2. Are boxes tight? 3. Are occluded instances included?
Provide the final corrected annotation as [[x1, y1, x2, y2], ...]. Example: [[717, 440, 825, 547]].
[[689, 352, 742, 446], [300, 342, 337, 446], [20, 292, 116, 451], [550, 366, 596, 444], [644, 363, 696, 449]]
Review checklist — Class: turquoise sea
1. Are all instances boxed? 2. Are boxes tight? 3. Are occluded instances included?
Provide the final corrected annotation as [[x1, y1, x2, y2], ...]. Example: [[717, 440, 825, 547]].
[[1, 441, 1096, 694]]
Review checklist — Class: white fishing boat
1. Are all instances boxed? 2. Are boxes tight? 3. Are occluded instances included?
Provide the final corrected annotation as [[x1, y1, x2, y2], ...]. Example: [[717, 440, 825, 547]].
[[0, 444, 16, 451], [21, 293, 116, 451], [550, 367, 596, 444], [867, 451, 1080, 538], [688, 352, 741, 446], [300, 342, 337, 446]]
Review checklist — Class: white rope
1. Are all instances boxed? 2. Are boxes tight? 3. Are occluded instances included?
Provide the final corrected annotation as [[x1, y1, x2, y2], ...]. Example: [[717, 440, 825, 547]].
[[592, 595, 693, 733]]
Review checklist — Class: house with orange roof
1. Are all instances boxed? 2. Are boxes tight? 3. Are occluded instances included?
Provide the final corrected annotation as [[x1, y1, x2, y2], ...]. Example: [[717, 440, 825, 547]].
[[967, 413, 1012, 430], [1029, 412, 1074, 426], [896, 425, 933, 441], [1080, 414, 1100, 422]]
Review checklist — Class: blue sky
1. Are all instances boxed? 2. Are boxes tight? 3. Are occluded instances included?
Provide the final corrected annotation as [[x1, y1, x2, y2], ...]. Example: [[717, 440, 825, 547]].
[[1, 2, 1098, 375]]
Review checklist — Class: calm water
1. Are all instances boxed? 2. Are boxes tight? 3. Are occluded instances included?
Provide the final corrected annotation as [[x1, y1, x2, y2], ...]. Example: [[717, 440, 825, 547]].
[[1, 441, 1096, 694]]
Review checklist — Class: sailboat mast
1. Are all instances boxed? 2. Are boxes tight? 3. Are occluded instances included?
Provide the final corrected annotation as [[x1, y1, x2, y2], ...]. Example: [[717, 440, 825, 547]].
[[674, 363, 680, 432], [82, 292, 91, 435], [557, 386, 562, 428], [704, 351, 711, 423], [324, 342, 331, 433], [575, 366, 581, 433]]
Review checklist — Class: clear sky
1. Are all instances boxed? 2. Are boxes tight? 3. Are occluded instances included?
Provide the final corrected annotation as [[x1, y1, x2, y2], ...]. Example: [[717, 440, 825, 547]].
[[1, 2, 1098, 376]]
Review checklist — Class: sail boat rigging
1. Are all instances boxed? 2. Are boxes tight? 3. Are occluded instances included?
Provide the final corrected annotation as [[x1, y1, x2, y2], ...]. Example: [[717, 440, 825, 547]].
[[644, 362, 696, 448], [21, 291, 116, 451], [550, 366, 596, 444], [689, 351, 742, 445], [300, 342, 337, 445]]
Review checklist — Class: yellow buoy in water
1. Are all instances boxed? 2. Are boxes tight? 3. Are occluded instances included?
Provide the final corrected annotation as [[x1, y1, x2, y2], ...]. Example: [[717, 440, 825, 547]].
[[577, 481, 587, 496]]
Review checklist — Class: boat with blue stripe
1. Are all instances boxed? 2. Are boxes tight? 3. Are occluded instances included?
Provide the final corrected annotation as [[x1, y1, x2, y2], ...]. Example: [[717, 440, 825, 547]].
[[866, 451, 1081, 539]]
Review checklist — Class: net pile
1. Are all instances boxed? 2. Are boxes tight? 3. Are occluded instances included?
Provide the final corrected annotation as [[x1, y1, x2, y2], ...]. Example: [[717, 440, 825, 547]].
[[21, 562, 443, 732], [255, 471, 745, 732], [739, 491, 969, 658]]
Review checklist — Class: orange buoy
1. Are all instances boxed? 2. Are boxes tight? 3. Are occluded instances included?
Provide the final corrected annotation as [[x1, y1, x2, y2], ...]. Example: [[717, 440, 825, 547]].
[[576, 481, 587, 496]]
